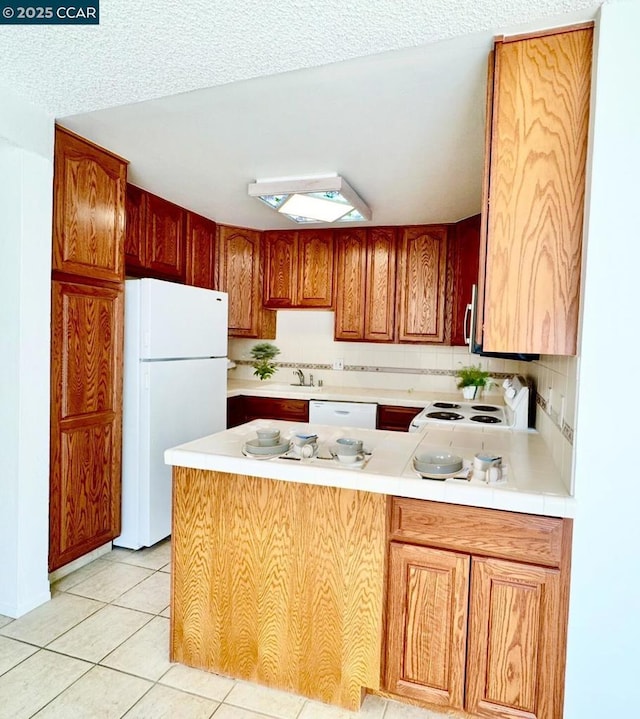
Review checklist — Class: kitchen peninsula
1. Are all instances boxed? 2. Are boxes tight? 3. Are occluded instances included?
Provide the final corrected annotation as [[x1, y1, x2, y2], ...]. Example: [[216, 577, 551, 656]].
[[165, 419, 573, 716]]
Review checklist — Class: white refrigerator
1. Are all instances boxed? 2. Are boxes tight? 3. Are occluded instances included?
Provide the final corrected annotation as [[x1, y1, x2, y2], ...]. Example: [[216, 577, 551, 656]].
[[116, 278, 228, 549]]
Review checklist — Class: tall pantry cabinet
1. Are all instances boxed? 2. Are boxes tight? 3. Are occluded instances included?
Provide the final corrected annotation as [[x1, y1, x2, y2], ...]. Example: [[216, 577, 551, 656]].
[[49, 127, 128, 571]]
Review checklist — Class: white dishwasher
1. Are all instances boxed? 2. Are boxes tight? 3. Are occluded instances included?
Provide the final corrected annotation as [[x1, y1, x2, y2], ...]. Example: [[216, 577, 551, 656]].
[[309, 400, 377, 429]]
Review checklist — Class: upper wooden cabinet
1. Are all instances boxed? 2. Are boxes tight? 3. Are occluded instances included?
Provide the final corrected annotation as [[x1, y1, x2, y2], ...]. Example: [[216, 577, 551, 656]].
[[263, 229, 334, 308], [397, 226, 448, 343], [53, 127, 127, 283], [185, 211, 216, 289], [335, 227, 397, 342], [481, 26, 593, 355], [217, 224, 276, 338], [448, 215, 481, 347], [124, 184, 186, 281]]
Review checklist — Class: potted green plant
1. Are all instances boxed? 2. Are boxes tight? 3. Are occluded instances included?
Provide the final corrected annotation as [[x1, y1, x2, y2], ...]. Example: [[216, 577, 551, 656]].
[[456, 363, 492, 400], [250, 342, 280, 381]]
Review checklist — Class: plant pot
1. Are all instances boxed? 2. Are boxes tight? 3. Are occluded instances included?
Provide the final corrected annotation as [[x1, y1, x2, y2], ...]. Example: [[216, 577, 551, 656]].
[[462, 385, 480, 400]]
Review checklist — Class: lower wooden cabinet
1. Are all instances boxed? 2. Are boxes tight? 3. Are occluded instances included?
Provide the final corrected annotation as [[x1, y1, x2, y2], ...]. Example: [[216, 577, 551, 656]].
[[386, 543, 469, 708], [376, 404, 422, 432], [227, 395, 309, 427], [385, 499, 572, 719]]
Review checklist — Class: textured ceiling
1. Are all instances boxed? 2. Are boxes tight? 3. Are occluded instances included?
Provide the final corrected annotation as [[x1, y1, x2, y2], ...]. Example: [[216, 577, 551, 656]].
[[3, 0, 601, 229], [2, 0, 599, 117]]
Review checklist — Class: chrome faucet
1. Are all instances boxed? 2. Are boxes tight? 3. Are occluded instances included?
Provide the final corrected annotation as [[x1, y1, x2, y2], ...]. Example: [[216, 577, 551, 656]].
[[293, 368, 305, 386]]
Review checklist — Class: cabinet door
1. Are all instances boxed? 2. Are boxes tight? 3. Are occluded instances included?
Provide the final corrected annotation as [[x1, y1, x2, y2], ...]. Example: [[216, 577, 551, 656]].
[[364, 227, 396, 341], [226, 395, 246, 428], [376, 405, 422, 432], [397, 226, 448, 343], [449, 215, 480, 346], [53, 127, 126, 282], [385, 543, 470, 709], [466, 558, 563, 719], [483, 28, 593, 355], [49, 280, 123, 571], [297, 230, 334, 307], [124, 183, 146, 273], [334, 229, 367, 340], [263, 230, 297, 307], [145, 192, 185, 280], [243, 396, 309, 422], [186, 212, 216, 289], [218, 225, 276, 338]]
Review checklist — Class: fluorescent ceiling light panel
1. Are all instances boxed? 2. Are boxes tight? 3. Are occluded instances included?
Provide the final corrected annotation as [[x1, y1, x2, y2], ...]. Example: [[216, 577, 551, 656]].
[[248, 175, 371, 224]]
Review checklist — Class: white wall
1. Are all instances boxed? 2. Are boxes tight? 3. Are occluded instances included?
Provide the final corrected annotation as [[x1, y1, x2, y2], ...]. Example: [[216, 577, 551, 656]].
[[564, 2, 640, 716], [0, 87, 54, 616]]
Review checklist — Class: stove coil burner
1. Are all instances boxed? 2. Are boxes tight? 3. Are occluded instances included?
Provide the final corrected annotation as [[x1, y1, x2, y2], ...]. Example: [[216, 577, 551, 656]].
[[470, 415, 502, 424], [426, 411, 464, 421], [432, 402, 461, 409], [471, 405, 499, 412]]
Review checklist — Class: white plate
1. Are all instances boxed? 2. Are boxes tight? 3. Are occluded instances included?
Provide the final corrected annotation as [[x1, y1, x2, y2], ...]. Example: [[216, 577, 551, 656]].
[[243, 439, 291, 457], [414, 467, 470, 480]]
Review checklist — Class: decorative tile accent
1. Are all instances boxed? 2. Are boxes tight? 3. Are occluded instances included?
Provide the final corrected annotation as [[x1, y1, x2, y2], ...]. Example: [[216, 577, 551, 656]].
[[536, 392, 574, 446], [232, 359, 512, 380]]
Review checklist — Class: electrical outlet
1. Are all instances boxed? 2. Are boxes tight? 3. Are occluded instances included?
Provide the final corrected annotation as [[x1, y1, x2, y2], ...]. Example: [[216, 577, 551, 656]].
[[332, 358, 344, 371]]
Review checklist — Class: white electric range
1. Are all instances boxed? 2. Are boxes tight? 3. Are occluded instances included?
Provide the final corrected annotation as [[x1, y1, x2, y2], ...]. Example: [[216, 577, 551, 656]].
[[409, 375, 531, 432]]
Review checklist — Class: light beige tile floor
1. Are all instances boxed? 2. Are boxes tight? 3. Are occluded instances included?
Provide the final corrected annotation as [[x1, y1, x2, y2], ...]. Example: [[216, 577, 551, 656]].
[[0, 539, 449, 719]]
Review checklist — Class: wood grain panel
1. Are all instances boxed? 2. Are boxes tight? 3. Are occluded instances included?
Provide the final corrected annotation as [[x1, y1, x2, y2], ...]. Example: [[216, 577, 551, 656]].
[[365, 227, 397, 341], [171, 468, 386, 710], [145, 192, 185, 280], [124, 184, 146, 272], [242, 396, 309, 423], [397, 226, 448, 343], [449, 215, 481, 346], [297, 230, 334, 307], [334, 228, 367, 340], [49, 280, 123, 570], [217, 225, 276, 338], [376, 405, 422, 432], [263, 230, 297, 307], [185, 211, 216, 289], [385, 543, 469, 708], [391, 498, 565, 568], [483, 28, 593, 354], [466, 558, 562, 719], [53, 126, 127, 282]]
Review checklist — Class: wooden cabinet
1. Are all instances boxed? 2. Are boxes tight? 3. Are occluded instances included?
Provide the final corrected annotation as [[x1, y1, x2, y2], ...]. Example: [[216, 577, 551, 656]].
[[263, 229, 334, 308], [386, 543, 469, 708], [53, 127, 126, 283], [385, 499, 572, 719], [397, 226, 448, 343], [185, 211, 216, 289], [335, 227, 396, 342], [49, 280, 124, 570], [448, 215, 480, 347], [50, 127, 127, 572], [242, 396, 309, 423], [480, 26, 593, 355], [217, 225, 276, 338], [226, 396, 246, 428], [124, 184, 186, 281], [376, 404, 422, 432]]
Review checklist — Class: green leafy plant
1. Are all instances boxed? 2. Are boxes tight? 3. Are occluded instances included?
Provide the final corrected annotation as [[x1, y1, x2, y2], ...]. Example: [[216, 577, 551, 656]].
[[250, 342, 281, 381], [456, 363, 492, 389]]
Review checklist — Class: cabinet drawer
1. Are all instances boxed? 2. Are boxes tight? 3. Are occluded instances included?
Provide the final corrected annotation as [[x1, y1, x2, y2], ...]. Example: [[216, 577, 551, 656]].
[[243, 396, 309, 423], [390, 498, 567, 568]]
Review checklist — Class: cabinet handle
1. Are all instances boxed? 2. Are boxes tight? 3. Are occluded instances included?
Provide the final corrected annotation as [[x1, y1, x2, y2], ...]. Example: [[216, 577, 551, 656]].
[[464, 303, 472, 345]]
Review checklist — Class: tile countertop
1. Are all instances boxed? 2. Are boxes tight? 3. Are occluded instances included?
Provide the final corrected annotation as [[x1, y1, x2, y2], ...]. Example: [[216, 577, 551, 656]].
[[165, 419, 575, 518], [226, 378, 498, 408]]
